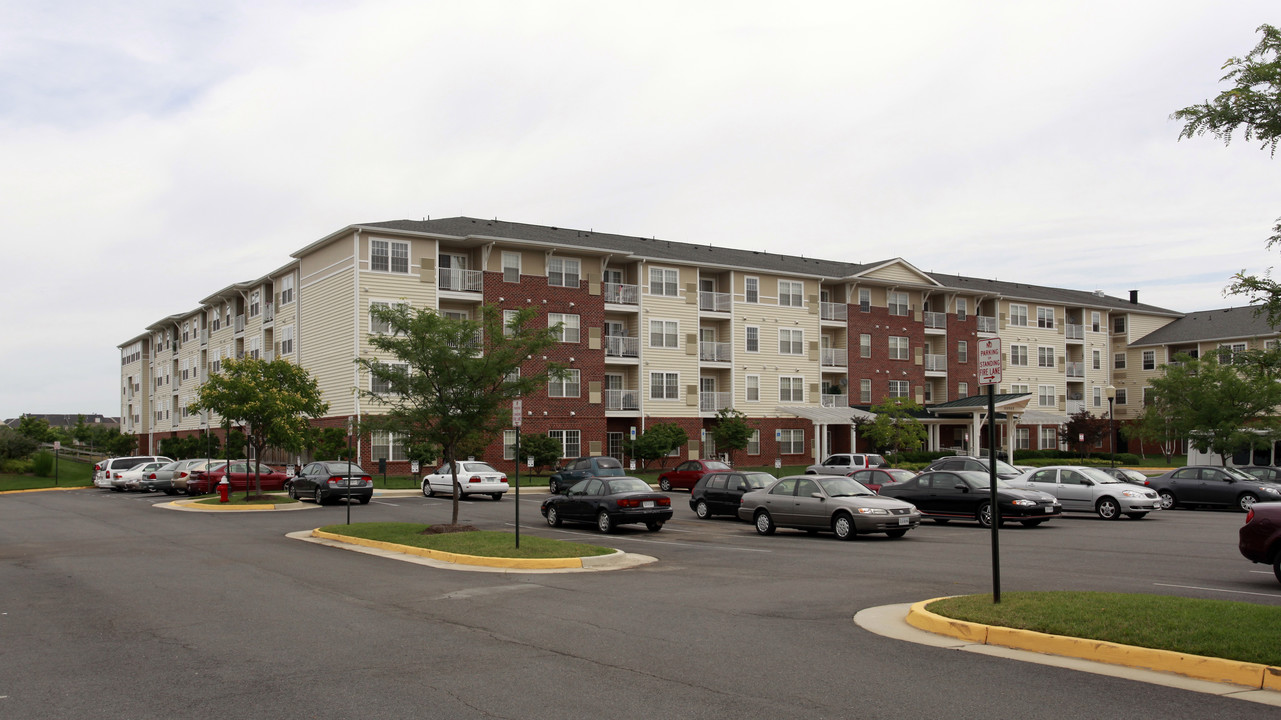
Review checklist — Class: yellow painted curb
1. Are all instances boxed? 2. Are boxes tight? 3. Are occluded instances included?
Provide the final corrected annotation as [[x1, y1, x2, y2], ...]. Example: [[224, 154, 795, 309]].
[[909, 597, 1280, 690], [0, 486, 87, 494], [311, 529, 585, 569]]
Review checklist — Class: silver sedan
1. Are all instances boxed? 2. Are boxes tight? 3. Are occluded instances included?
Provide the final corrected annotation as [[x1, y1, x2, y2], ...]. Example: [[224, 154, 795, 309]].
[[737, 475, 921, 539], [1007, 465, 1161, 519]]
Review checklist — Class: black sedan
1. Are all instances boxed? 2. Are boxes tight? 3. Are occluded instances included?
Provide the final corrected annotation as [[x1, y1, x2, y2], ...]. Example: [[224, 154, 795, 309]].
[[287, 461, 374, 505], [1142, 465, 1281, 511], [878, 470, 1061, 527], [689, 470, 775, 519], [540, 476, 672, 533]]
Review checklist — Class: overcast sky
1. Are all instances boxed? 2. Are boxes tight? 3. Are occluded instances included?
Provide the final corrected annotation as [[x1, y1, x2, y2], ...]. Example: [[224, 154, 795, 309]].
[[2, 1, 1278, 420]]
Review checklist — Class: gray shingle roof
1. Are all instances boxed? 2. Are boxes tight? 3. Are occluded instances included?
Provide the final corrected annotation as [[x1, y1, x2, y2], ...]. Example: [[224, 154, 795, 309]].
[[1131, 305, 1280, 346]]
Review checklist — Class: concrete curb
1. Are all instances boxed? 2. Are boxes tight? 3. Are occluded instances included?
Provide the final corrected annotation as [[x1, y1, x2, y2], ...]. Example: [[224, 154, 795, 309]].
[[907, 598, 1281, 692], [0, 486, 86, 495], [160, 497, 317, 512]]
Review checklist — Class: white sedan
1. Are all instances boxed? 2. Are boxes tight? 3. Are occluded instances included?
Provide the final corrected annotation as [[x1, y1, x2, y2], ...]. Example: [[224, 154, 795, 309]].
[[422, 461, 509, 501], [113, 461, 167, 492]]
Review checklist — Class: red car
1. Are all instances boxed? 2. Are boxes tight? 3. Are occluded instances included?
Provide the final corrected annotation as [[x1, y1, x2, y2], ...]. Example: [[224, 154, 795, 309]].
[[1240, 502, 1281, 583], [658, 459, 732, 491], [186, 461, 291, 495], [847, 468, 918, 493]]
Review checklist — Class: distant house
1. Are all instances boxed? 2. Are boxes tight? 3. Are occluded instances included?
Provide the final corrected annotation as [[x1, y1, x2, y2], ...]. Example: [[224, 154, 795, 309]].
[[3, 414, 121, 432]]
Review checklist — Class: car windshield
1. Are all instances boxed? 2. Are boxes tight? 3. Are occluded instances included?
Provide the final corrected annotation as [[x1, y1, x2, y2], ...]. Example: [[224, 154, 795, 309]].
[[816, 477, 875, 497], [1079, 467, 1124, 484], [606, 478, 653, 494], [743, 472, 775, 488], [993, 459, 1020, 475], [324, 462, 366, 474], [958, 473, 1012, 490], [704, 461, 732, 470], [885, 469, 916, 482], [1225, 467, 1257, 481], [460, 462, 498, 473]]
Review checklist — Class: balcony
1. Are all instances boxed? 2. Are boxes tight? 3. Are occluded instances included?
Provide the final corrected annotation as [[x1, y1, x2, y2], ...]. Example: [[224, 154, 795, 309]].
[[700, 391, 732, 413], [925, 354, 946, 373], [604, 388, 640, 411], [820, 302, 846, 322], [604, 282, 639, 305], [605, 335, 639, 358], [1066, 361, 1084, 379], [924, 311, 947, 331], [1066, 399, 1085, 416], [820, 348, 847, 367], [977, 316, 997, 334], [234, 314, 245, 333], [699, 291, 731, 313], [1066, 324, 1084, 341], [439, 268, 483, 293], [821, 394, 846, 408], [264, 303, 275, 323], [699, 341, 731, 362], [201, 329, 208, 346]]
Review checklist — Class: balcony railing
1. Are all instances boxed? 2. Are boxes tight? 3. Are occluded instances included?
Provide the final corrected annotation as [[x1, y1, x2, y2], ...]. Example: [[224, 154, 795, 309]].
[[201, 329, 208, 345], [1066, 361, 1084, 378], [699, 291, 731, 312], [234, 314, 245, 333], [605, 335, 639, 358], [924, 311, 947, 330], [439, 268, 483, 292], [821, 348, 847, 367], [977, 316, 997, 333], [604, 282, 639, 305], [1066, 399, 1085, 416], [264, 303, 275, 323], [820, 302, 846, 322], [821, 394, 845, 408], [699, 341, 731, 362], [604, 388, 640, 411], [925, 354, 946, 372], [1066, 324, 1084, 340], [700, 391, 732, 413]]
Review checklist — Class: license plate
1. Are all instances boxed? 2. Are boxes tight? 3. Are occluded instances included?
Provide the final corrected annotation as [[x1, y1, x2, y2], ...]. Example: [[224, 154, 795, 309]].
[[898, 517, 909, 525], [643, 500, 655, 508], [1045, 506, 1054, 513]]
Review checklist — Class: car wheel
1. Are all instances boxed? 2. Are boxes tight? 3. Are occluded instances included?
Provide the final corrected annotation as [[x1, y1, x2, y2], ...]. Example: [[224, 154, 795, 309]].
[[314, 488, 325, 505], [1158, 490, 1177, 510], [977, 502, 994, 528], [1096, 497, 1121, 520], [549, 479, 560, 494], [546, 506, 562, 527], [754, 510, 775, 535], [832, 513, 856, 541], [694, 500, 710, 519], [1239, 493, 1260, 512], [932, 518, 950, 525], [885, 529, 908, 538], [1274, 555, 1281, 585], [422, 481, 435, 498], [1125, 512, 1148, 520], [490, 493, 503, 501], [646, 521, 664, 532], [288, 484, 299, 500], [596, 511, 615, 533], [1020, 519, 1046, 527], [659, 477, 672, 492]]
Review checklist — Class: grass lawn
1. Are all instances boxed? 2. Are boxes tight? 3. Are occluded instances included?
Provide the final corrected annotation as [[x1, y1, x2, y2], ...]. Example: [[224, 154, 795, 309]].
[[194, 493, 298, 506], [928, 592, 1281, 667], [318, 522, 615, 558], [0, 458, 94, 491]]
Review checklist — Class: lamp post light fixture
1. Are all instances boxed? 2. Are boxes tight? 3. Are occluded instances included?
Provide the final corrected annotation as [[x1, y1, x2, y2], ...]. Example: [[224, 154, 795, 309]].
[[1104, 384, 1117, 468]]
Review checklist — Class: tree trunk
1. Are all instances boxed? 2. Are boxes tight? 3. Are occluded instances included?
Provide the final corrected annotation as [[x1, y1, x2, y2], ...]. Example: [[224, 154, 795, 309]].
[[445, 447, 460, 525]]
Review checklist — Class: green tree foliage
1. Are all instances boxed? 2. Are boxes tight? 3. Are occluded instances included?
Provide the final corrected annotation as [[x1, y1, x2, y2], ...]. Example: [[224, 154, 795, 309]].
[[15, 416, 54, 443], [1058, 409, 1110, 458], [0, 426, 39, 460], [624, 423, 689, 470], [1173, 24, 1281, 321], [192, 357, 329, 496], [309, 427, 355, 461], [710, 408, 753, 456], [357, 303, 564, 525], [861, 399, 927, 455], [515, 433, 564, 476], [1146, 350, 1281, 465], [30, 451, 54, 477]]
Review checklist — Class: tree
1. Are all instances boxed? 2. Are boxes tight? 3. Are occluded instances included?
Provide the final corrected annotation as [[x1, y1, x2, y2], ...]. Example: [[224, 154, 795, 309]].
[[1173, 24, 1281, 322], [191, 357, 329, 497], [1146, 350, 1281, 465], [15, 416, 54, 443], [710, 408, 753, 458], [0, 426, 39, 460], [1123, 396, 1181, 464], [517, 433, 564, 476], [623, 423, 688, 470], [1058, 409, 1109, 458], [308, 427, 355, 462], [860, 398, 927, 456], [357, 304, 565, 526]]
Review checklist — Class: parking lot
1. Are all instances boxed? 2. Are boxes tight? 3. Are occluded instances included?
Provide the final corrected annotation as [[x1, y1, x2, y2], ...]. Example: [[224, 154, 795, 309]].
[[2, 486, 1278, 719]]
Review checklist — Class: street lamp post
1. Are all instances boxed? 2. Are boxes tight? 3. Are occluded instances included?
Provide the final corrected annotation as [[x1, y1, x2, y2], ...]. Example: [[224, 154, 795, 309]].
[[1104, 385, 1116, 468]]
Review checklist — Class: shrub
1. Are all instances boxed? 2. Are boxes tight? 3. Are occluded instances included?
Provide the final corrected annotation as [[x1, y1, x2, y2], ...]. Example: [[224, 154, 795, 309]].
[[30, 451, 54, 477], [0, 458, 31, 474]]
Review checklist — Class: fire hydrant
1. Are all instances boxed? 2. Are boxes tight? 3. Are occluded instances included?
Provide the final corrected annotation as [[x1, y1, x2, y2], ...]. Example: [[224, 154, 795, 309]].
[[218, 478, 230, 503]]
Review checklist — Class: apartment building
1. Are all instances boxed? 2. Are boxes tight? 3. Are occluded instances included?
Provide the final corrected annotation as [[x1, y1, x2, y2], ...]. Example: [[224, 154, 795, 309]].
[[119, 217, 1189, 472]]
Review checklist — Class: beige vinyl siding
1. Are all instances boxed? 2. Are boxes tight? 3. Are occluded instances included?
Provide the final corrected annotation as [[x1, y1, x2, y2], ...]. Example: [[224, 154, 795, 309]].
[[1127, 314, 1174, 344], [862, 262, 931, 285], [301, 261, 358, 417], [643, 265, 700, 417]]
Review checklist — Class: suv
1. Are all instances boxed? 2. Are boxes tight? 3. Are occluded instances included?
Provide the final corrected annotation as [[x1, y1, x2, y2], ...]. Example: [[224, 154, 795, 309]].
[[923, 455, 1022, 480], [93, 456, 172, 489], [549, 456, 625, 494], [689, 470, 775, 518], [805, 454, 887, 475], [1240, 502, 1281, 583]]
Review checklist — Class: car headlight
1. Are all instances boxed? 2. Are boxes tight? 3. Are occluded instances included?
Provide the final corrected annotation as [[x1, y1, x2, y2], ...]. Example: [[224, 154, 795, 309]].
[[1121, 490, 1143, 498], [1011, 499, 1036, 507], [856, 507, 889, 515], [1263, 487, 1280, 495]]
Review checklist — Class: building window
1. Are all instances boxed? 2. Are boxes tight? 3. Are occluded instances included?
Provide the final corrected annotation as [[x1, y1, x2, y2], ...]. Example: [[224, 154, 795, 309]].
[[746, 375, 759, 402], [957, 382, 968, 399], [1037, 307, 1055, 329], [1017, 428, 1030, 450], [860, 379, 872, 403], [888, 291, 909, 316], [778, 280, 803, 307], [1093, 386, 1102, 407], [549, 430, 580, 458], [370, 302, 392, 334], [371, 362, 408, 394], [858, 289, 871, 312], [1115, 388, 1128, 405], [860, 333, 871, 358], [747, 429, 760, 455], [779, 429, 804, 455], [1114, 353, 1126, 370], [957, 340, 968, 363], [745, 277, 759, 303], [1009, 304, 1028, 327], [280, 325, 294, 355], [745, 326, 759, 353], [649, 320, 679, 348], [249, 291, 261, 318], [649, 267, 678, 296], [779, 329, 804, 355], [548, 313, 580, 343], [549, 369, 581, 398], [547, 257, 580, 288], [1142, 350, 1155, 370], [1010, 344, 1028, 366], [502, 252, 521, 283], [371, 430, 407, 461], [650, 372, 679, 400], [779, 376, 804, 403], [371, 239, 409, 273], [280, 274, 295, 305], [956, 298, 967, 321], [1010, 383, 1029, 395], [1091, 311, 1100, 332], [503, 429, 517, 460], [503, 309, 519, 337], [889, 380, 909, 398], [1040, 427, 1058, 450], [1113, 315, 1126, 334], [889, 336, 909, 361], [1038, 346, 1055, 368], [1092, 349, 1101, 370], [1038, 384, 1055, 407]]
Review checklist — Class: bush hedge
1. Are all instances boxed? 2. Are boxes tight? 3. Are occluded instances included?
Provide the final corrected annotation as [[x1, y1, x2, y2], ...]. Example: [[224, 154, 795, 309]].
[[30, 451, 54, 477]]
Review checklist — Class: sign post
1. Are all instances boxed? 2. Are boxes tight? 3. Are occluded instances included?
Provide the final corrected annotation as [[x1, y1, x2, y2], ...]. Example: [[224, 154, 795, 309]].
[[512, 400, 522, 548], [977, 338, 1003, 604]]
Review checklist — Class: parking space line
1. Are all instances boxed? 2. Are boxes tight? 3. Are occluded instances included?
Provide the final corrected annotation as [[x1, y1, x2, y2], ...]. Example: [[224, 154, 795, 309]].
[[1153, 582, 1281, 599], [505, 522, 772, 552]]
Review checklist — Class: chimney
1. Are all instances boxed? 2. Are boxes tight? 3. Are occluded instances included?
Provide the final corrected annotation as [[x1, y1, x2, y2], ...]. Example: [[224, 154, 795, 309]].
[[1129, 290, 1138, 305]]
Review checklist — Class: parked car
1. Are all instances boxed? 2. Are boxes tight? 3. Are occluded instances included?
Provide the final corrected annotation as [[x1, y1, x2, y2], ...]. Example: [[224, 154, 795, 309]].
[[93, 455, 172, 489], [149, 458, 219, 495], [1142, 465, 1281, 512], [689, 471, 776, 518], [1006, 465, 1161, 519], [1099, 467, 1151, 485], [166, 459, 221, 494], [658, 459, 732, 491], [421, 461, 508, 500], [805, 453, 888, 475], [541, 476, 673, 532], [848, 468, 917, 493], [115, 461, 167, 491], [879, 470, 1061, 527], [287, 461, 374, 505], [737, 474, 921, 539], [922, 455, 1023, 480], [186, 461, 291, 495], [1239, 502, 1281, 583], [1239, 466, 1281, 483], [548, 456, 626, 494]]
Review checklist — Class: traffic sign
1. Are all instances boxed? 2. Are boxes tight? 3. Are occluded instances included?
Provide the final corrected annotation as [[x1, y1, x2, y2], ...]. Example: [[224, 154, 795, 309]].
[[511, 399, 522, 427], [977, 338, 1002, 385]]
